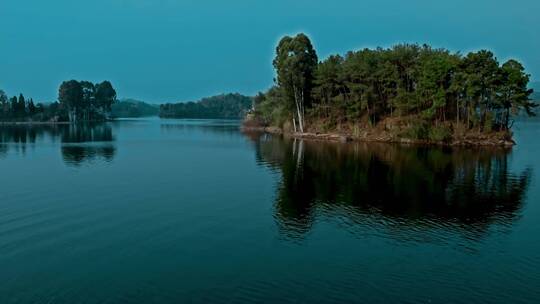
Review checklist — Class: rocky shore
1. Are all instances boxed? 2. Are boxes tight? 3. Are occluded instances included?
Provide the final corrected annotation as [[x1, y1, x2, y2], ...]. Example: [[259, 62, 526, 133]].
[[242, 125, 515, 147]]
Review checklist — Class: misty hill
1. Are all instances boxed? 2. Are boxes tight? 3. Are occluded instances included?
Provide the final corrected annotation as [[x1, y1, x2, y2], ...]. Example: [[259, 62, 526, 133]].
[[159, 93, 253, 119], [111, 99, 159, 118]]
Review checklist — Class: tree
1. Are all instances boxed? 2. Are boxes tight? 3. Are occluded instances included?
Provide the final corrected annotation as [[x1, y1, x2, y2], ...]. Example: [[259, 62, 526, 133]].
[[58, 80, 83, 122], [95, 81, 117, 113], [253, 92, 266, 111], [0, 90, 6, 104], [415, 47, 459, 121], [80, 81, 96, 120], [9, 96, 18, 116], [0, 90, 8, 118], [460, 50, 501, 128], [28, 98, 36, 115], [498, 60, 536, 129], [17, 94, 26, 116], [313, 55, 344, 117], [273, 33, 318, 132]]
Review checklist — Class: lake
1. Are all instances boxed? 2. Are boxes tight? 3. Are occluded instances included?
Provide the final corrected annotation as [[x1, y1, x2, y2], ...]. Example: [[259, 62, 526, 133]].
[[1, 118, 539, 303]]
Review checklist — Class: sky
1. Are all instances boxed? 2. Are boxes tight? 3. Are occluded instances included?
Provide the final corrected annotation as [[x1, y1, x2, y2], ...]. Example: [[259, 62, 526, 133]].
[[1, 0, 539, 103]]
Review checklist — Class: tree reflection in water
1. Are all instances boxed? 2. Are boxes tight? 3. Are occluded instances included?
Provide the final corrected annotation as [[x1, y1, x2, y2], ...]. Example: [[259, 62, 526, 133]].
[[0, 124, 116, 166], [246, 132, 532, 241], [60, 124, 115, 166]]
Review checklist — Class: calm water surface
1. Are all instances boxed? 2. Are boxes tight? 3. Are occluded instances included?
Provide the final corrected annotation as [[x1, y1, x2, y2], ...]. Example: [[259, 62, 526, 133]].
[[1, 118, 539, 303]]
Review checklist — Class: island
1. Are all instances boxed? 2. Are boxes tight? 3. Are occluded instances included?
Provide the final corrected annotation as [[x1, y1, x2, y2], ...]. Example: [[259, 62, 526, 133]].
[[244, 34, 538, 146]]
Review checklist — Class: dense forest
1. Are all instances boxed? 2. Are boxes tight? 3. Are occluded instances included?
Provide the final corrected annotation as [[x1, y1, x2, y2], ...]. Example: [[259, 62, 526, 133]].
[[111, 99, 159, 118], [58, 80, 117, 122], [160, 93, 252, 119], [249, 34, 537, 143], [0, 80, 117, 123]]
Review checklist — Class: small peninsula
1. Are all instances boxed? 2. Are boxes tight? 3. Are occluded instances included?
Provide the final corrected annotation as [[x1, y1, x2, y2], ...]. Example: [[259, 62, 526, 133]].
[[244, 34, 538, 146]]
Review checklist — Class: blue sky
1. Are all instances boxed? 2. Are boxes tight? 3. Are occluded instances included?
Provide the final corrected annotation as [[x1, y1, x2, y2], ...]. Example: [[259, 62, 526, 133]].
[[1, 0, 538, 103]]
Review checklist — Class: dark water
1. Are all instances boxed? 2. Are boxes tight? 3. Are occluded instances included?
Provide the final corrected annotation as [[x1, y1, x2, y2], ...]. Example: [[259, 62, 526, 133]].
[[1, 118, 539, 303]]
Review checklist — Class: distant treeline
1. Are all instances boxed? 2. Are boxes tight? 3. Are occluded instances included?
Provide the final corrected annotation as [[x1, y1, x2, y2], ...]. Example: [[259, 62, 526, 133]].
[[160, 93, 252, 119], [1, 80, 117, 123], [252, 34, 537, 142], [0, 92, 47, 121], [111, 99, 159, 118]]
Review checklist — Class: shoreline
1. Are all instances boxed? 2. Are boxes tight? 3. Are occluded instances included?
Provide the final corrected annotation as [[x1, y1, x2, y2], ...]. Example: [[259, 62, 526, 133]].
[[242, 126, 516, 147]]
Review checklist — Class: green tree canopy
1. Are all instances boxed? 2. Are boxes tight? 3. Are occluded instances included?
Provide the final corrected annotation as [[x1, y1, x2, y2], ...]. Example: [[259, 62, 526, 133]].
[[273, 33, 318, 132], [254, 35, 537, 141], [95, 81, 117, 111]]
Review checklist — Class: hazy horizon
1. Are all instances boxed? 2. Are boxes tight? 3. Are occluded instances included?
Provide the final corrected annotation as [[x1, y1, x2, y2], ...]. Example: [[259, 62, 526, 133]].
[[1, 0, 539, 103]]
